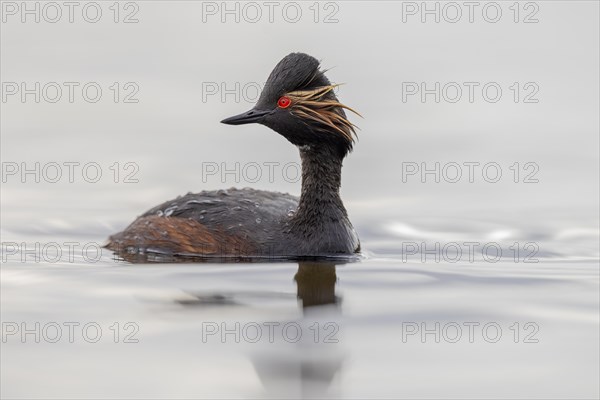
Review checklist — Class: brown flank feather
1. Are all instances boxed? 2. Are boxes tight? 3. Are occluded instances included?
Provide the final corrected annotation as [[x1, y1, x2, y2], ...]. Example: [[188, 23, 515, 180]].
[[106, 215, 254, 256]]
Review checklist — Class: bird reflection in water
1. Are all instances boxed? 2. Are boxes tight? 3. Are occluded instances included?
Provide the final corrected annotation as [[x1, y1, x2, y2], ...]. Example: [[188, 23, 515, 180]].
[[176, 260, 346, 397], [295, 261, 339, 308], [251, 262, 345, 398], [114, 249, 349, 397]]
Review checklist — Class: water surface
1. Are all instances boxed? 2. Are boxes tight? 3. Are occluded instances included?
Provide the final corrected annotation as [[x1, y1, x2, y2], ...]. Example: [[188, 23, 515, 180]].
[[1, 1, 599, 398]]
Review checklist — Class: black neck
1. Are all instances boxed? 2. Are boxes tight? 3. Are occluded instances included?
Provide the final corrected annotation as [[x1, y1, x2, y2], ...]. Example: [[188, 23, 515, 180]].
[[292, 145, 347, 225]]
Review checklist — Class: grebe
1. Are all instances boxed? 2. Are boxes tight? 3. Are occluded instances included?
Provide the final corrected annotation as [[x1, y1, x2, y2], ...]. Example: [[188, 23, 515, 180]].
[[106, 52, 361, 259]]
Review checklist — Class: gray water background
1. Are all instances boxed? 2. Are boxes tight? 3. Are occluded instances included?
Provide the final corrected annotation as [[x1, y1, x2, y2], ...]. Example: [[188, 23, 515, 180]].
[[1, 1, 599, 398]]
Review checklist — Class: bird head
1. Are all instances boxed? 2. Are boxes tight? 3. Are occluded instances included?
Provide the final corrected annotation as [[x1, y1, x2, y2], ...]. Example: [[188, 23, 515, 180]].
[[221, 52, 360, 157]]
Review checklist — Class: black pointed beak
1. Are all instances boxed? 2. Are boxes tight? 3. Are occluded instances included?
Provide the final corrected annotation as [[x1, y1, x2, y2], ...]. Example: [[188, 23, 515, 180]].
[[221, 108, 272, 125]]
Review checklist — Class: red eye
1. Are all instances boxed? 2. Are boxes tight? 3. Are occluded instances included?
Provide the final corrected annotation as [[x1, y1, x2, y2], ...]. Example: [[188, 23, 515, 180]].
[[277, 96, 291, 109]]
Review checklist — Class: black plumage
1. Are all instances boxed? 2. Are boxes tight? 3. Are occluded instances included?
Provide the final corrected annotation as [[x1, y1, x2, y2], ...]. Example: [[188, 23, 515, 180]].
[[106, 53, 360, 260]]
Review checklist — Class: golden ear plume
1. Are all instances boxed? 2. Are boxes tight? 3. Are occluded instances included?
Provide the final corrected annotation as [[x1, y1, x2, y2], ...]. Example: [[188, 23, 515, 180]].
[[286, 84, 362, 143]]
